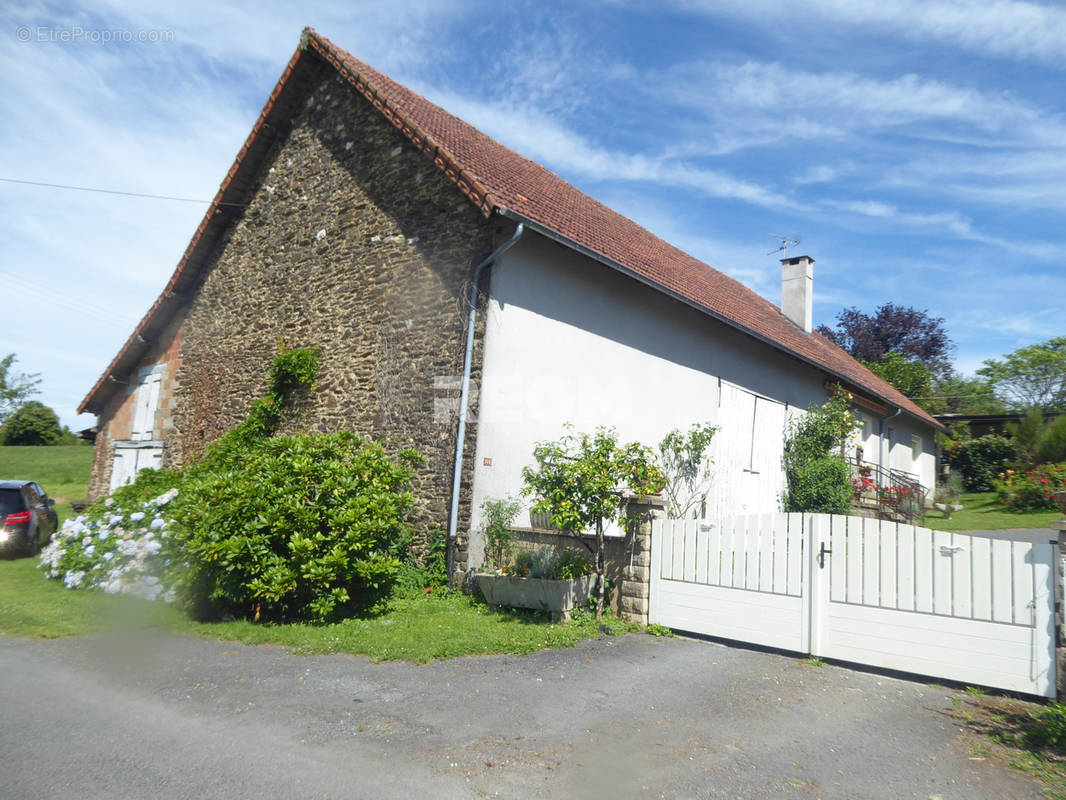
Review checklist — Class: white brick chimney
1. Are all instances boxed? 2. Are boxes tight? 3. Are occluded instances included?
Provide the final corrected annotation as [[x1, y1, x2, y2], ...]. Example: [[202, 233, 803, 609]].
[[780, 255, 814, 333]]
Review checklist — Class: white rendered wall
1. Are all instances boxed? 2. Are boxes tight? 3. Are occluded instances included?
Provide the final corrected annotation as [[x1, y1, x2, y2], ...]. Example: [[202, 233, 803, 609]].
[[856, 410, 936, 494], [467, 233, 837, 566]]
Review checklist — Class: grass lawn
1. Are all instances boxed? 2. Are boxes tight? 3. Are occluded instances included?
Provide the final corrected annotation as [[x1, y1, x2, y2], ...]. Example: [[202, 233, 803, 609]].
[[952, 690, 1066, 800], [0, 445, 94, 524], [0, 445, 635, 661], [925, 492, 1061, 532], [0, 557, 633, 662]]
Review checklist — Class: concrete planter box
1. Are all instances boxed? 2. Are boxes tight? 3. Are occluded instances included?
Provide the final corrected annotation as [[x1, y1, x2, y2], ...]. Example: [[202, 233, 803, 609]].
[[476, 573, 594, 621], [528, 511, 553, 530], [933, 502, 964, 519]]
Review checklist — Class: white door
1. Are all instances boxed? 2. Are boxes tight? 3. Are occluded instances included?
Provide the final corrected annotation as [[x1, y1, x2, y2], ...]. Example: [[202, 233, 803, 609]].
[[713, 384, 786, 517]]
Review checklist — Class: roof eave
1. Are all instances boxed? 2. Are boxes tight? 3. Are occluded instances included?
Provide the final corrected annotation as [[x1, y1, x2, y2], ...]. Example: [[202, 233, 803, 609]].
[[498, 208, 945, 433]]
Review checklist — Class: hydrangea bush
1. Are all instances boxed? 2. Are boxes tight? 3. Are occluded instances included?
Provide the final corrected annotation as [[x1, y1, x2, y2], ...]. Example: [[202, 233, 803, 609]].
[[40, 488, 180, 600], [36, 348, 430, 624]]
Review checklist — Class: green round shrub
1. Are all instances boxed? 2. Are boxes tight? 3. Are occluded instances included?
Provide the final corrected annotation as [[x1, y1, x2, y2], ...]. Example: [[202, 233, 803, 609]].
[[173, 431, 422, 621], [785, 456, 854, 514], [945, 434, 1018, 492]]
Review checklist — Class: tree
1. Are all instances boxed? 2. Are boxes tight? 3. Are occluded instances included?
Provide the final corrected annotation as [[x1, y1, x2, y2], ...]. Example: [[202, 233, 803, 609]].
[[0, 354, 41, 425], [1006, 409, 1047, 467], [0, 401, 62, 446], [928, 374, 1005, 415], [863, 351, 933, 411], [1002, 410, 1066, 467], [1038, 414, 1066, 464], [977, 336, 1066, 412], [522, 426, 664, 619], [657, 422, 717, 518], [818, 304, 954, 380]]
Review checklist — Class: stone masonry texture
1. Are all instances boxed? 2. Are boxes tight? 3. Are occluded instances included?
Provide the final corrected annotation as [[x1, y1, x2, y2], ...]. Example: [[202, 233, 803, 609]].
[[89, 55, 497, 566]]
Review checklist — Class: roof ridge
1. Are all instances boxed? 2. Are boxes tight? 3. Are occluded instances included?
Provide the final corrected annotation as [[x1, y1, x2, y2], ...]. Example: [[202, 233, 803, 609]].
[[81, 27, 941, 430]]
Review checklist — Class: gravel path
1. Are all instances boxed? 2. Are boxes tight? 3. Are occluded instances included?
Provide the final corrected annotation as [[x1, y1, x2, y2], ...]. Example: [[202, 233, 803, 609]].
[[0, 631, 1044, 799]]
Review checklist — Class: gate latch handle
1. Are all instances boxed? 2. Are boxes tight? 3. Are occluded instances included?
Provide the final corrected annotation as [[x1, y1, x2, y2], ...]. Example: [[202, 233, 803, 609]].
[[818, 542, 832, 568]]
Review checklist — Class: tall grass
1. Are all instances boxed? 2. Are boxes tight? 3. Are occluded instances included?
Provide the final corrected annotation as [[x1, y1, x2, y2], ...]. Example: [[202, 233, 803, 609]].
[[0, 445, 94, 523]]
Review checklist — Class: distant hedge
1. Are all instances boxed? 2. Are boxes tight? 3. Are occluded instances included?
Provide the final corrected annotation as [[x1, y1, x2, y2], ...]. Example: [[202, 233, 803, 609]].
[[945, 434, 1018, 492]]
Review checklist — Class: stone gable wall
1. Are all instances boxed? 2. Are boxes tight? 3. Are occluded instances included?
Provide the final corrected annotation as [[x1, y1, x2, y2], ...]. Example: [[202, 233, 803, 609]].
[[91, 60, 497, 566]]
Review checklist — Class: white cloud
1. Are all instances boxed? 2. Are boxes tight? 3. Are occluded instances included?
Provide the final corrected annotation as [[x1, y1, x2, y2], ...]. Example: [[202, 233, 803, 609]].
[[674, 0, 1066, 66], [794, 164, 844, 185], [422, 90, 791, 210], [665, 59, 1059, 147]]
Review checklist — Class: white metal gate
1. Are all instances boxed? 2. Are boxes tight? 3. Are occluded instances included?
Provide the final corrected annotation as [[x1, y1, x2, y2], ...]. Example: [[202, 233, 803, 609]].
[[649, 514, 1056, 697]]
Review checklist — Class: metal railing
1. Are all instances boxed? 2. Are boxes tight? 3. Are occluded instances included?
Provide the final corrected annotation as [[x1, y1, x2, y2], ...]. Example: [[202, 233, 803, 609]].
[[851, 459, 927, 524]]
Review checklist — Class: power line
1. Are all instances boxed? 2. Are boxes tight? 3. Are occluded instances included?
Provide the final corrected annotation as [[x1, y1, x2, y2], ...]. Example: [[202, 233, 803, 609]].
[[0, 177, 248, 207], [0, 269, 139, 327], [907, 392, 1000, 400]]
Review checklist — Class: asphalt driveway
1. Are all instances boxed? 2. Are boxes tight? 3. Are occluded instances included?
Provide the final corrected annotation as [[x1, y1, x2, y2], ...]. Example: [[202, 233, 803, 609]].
[[0, 630, 1043, 799]]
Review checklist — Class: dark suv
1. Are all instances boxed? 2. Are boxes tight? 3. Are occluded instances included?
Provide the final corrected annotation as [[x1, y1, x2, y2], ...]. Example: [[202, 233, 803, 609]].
[[0, 480, 58, 556]]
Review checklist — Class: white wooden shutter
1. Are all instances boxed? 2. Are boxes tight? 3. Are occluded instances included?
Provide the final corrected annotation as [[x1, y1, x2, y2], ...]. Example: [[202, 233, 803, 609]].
[[109, 444, 164, 493], [109, 447, 137, 492], [131, 371, 162, 441], [136, 446, 163, 473]]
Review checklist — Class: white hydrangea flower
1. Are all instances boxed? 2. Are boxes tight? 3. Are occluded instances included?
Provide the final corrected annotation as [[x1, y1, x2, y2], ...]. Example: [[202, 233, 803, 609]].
[[130, 511, 145, 522], [63, 570, 85, 589], [156, 488, 179, 506]]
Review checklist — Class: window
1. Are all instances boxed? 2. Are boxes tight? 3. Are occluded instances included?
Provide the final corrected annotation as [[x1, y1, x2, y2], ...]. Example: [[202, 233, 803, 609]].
[[911, 433, 922, 461]]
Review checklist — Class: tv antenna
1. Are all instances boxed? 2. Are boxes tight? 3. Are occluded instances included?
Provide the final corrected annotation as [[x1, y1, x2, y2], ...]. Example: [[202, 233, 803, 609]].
[[767, 234, 800, 258]]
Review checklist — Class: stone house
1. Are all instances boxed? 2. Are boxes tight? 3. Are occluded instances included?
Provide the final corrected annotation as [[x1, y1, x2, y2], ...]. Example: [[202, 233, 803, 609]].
[[79, 28, 944, 573]]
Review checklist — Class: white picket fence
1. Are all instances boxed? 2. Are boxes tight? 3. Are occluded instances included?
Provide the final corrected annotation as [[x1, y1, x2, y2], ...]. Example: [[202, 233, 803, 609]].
[[649, 513, 1056, 697]]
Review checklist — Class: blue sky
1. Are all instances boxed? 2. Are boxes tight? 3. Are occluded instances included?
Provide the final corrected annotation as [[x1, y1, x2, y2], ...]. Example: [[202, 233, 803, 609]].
[[2, 1, 1064, 430]]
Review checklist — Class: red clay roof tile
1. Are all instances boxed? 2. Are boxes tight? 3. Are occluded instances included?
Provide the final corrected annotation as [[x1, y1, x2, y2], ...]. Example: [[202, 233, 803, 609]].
[[308, 30, 939, 429], [81, 28, 940, 431]]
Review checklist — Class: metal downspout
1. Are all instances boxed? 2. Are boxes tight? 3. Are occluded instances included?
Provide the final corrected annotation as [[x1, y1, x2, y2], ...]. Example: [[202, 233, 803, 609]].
[[447, 222, 525, 583]]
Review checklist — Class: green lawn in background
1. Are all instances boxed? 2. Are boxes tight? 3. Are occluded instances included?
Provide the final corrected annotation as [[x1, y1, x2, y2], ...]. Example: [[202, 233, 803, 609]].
[[0, 445, 93, 524], [925, 492, 1061, 532], [0, 557, 632, 661]]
